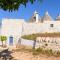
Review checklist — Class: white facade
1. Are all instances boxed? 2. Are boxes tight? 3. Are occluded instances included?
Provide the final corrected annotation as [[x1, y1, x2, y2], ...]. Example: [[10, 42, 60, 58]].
[[1, 11, 60, 46]]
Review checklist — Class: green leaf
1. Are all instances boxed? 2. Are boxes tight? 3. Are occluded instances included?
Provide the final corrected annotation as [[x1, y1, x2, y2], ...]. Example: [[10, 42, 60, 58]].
[[0, 0, 43, 11], [30, 0, 34, 4], [39, 0, 43, 3]]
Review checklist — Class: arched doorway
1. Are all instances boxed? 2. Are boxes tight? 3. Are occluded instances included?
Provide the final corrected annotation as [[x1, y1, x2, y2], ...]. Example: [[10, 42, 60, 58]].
[[9, 36, 13, 45]]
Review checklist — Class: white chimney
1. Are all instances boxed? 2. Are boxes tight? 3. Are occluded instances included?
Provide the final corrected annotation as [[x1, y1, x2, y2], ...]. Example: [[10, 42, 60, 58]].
[[45, 11, 49, 15], [34, 10, 39, 23]]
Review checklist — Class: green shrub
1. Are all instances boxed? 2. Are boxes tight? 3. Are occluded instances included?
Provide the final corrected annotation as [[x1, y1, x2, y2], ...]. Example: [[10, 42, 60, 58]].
[[45, 49, 53, 56], [21, 33, 60, 40], [32, 48, 54, 56], [56, 51, 60, 56], [0, 36, 7, 46], [36, 48, 43, 53], [21, 34, 37, 40]]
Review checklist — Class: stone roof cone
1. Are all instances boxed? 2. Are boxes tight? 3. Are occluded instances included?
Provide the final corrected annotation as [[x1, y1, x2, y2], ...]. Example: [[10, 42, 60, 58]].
[[42, 11, 53, 21], [28, 10, 41, 22], [56, 14, 60, 21]]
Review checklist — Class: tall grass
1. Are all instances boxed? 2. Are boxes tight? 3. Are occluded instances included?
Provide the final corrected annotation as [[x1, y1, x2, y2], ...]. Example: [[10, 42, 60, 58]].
[[32, 48, 60, 57]]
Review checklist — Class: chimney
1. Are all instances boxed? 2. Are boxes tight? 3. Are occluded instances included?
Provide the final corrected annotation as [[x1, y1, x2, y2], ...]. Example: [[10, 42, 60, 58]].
[[34, 10, 39, 23], [45, 11, 49, 15]]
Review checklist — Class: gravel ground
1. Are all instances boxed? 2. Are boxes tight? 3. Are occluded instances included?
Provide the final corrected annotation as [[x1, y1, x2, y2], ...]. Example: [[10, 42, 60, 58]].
[[11, 51, 60, 60]]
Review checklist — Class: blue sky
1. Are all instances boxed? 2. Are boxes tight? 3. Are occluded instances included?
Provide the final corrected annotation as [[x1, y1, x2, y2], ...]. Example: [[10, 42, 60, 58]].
[[0, 0, 60, 21]]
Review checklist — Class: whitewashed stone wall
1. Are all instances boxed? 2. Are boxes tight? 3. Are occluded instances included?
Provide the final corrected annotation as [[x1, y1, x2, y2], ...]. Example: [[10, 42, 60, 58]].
[[18, 38, 60, 51], [1, 19, 60, 46], [1, 19, 60, 37], [22, 21, 60, 35], [22, 22, 43, 35], [1, 19, 25, 46], [36, 37, 60, 51]]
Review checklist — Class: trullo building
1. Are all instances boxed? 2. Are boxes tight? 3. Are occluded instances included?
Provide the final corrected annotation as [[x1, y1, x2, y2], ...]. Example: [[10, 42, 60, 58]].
[[0, 11, 60, 46]]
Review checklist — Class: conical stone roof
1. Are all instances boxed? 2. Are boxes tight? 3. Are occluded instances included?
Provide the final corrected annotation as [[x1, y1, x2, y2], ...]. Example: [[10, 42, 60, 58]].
[[56, 14, 60, 21], [42, 11, 53, 21], [28, 13, 36, 22], [28, 10, 41, 22]]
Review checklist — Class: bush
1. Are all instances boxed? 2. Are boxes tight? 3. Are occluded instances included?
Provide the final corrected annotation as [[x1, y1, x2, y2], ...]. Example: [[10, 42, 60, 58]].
[[32, 48, 54, 56], [32, 48, 44, 55], [21, 34, 37, 40], [56, 51, 60, 56], [36, 48, 43, 53], [45, 49, 53, 56], [0, 36, 7, 46]]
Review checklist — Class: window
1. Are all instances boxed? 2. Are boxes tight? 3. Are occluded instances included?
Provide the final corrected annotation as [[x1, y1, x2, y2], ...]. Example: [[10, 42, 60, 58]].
[[50, 24, 54, 27]]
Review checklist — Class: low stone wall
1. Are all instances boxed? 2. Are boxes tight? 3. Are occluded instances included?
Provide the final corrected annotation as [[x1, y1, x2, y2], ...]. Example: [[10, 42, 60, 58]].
[[36, 37, 60, 51], [18, 37, 60, 51], [20, 38, 34, 47]]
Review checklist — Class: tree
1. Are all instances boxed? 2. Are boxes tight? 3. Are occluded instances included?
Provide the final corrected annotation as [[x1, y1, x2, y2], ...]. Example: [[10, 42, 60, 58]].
[[0, 0, 43, 11], [0, 36, 7, 47]]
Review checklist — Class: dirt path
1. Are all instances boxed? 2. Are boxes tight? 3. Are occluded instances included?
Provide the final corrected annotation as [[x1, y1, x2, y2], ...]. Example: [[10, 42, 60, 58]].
[[11, 51, 60, 60]]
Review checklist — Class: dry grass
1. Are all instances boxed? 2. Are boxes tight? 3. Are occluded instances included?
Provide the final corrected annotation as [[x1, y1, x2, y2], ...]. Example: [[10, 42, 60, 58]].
[[11, 48, 60, 60], [12, 45, 60, 57], [21, 32, 60, 40]]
